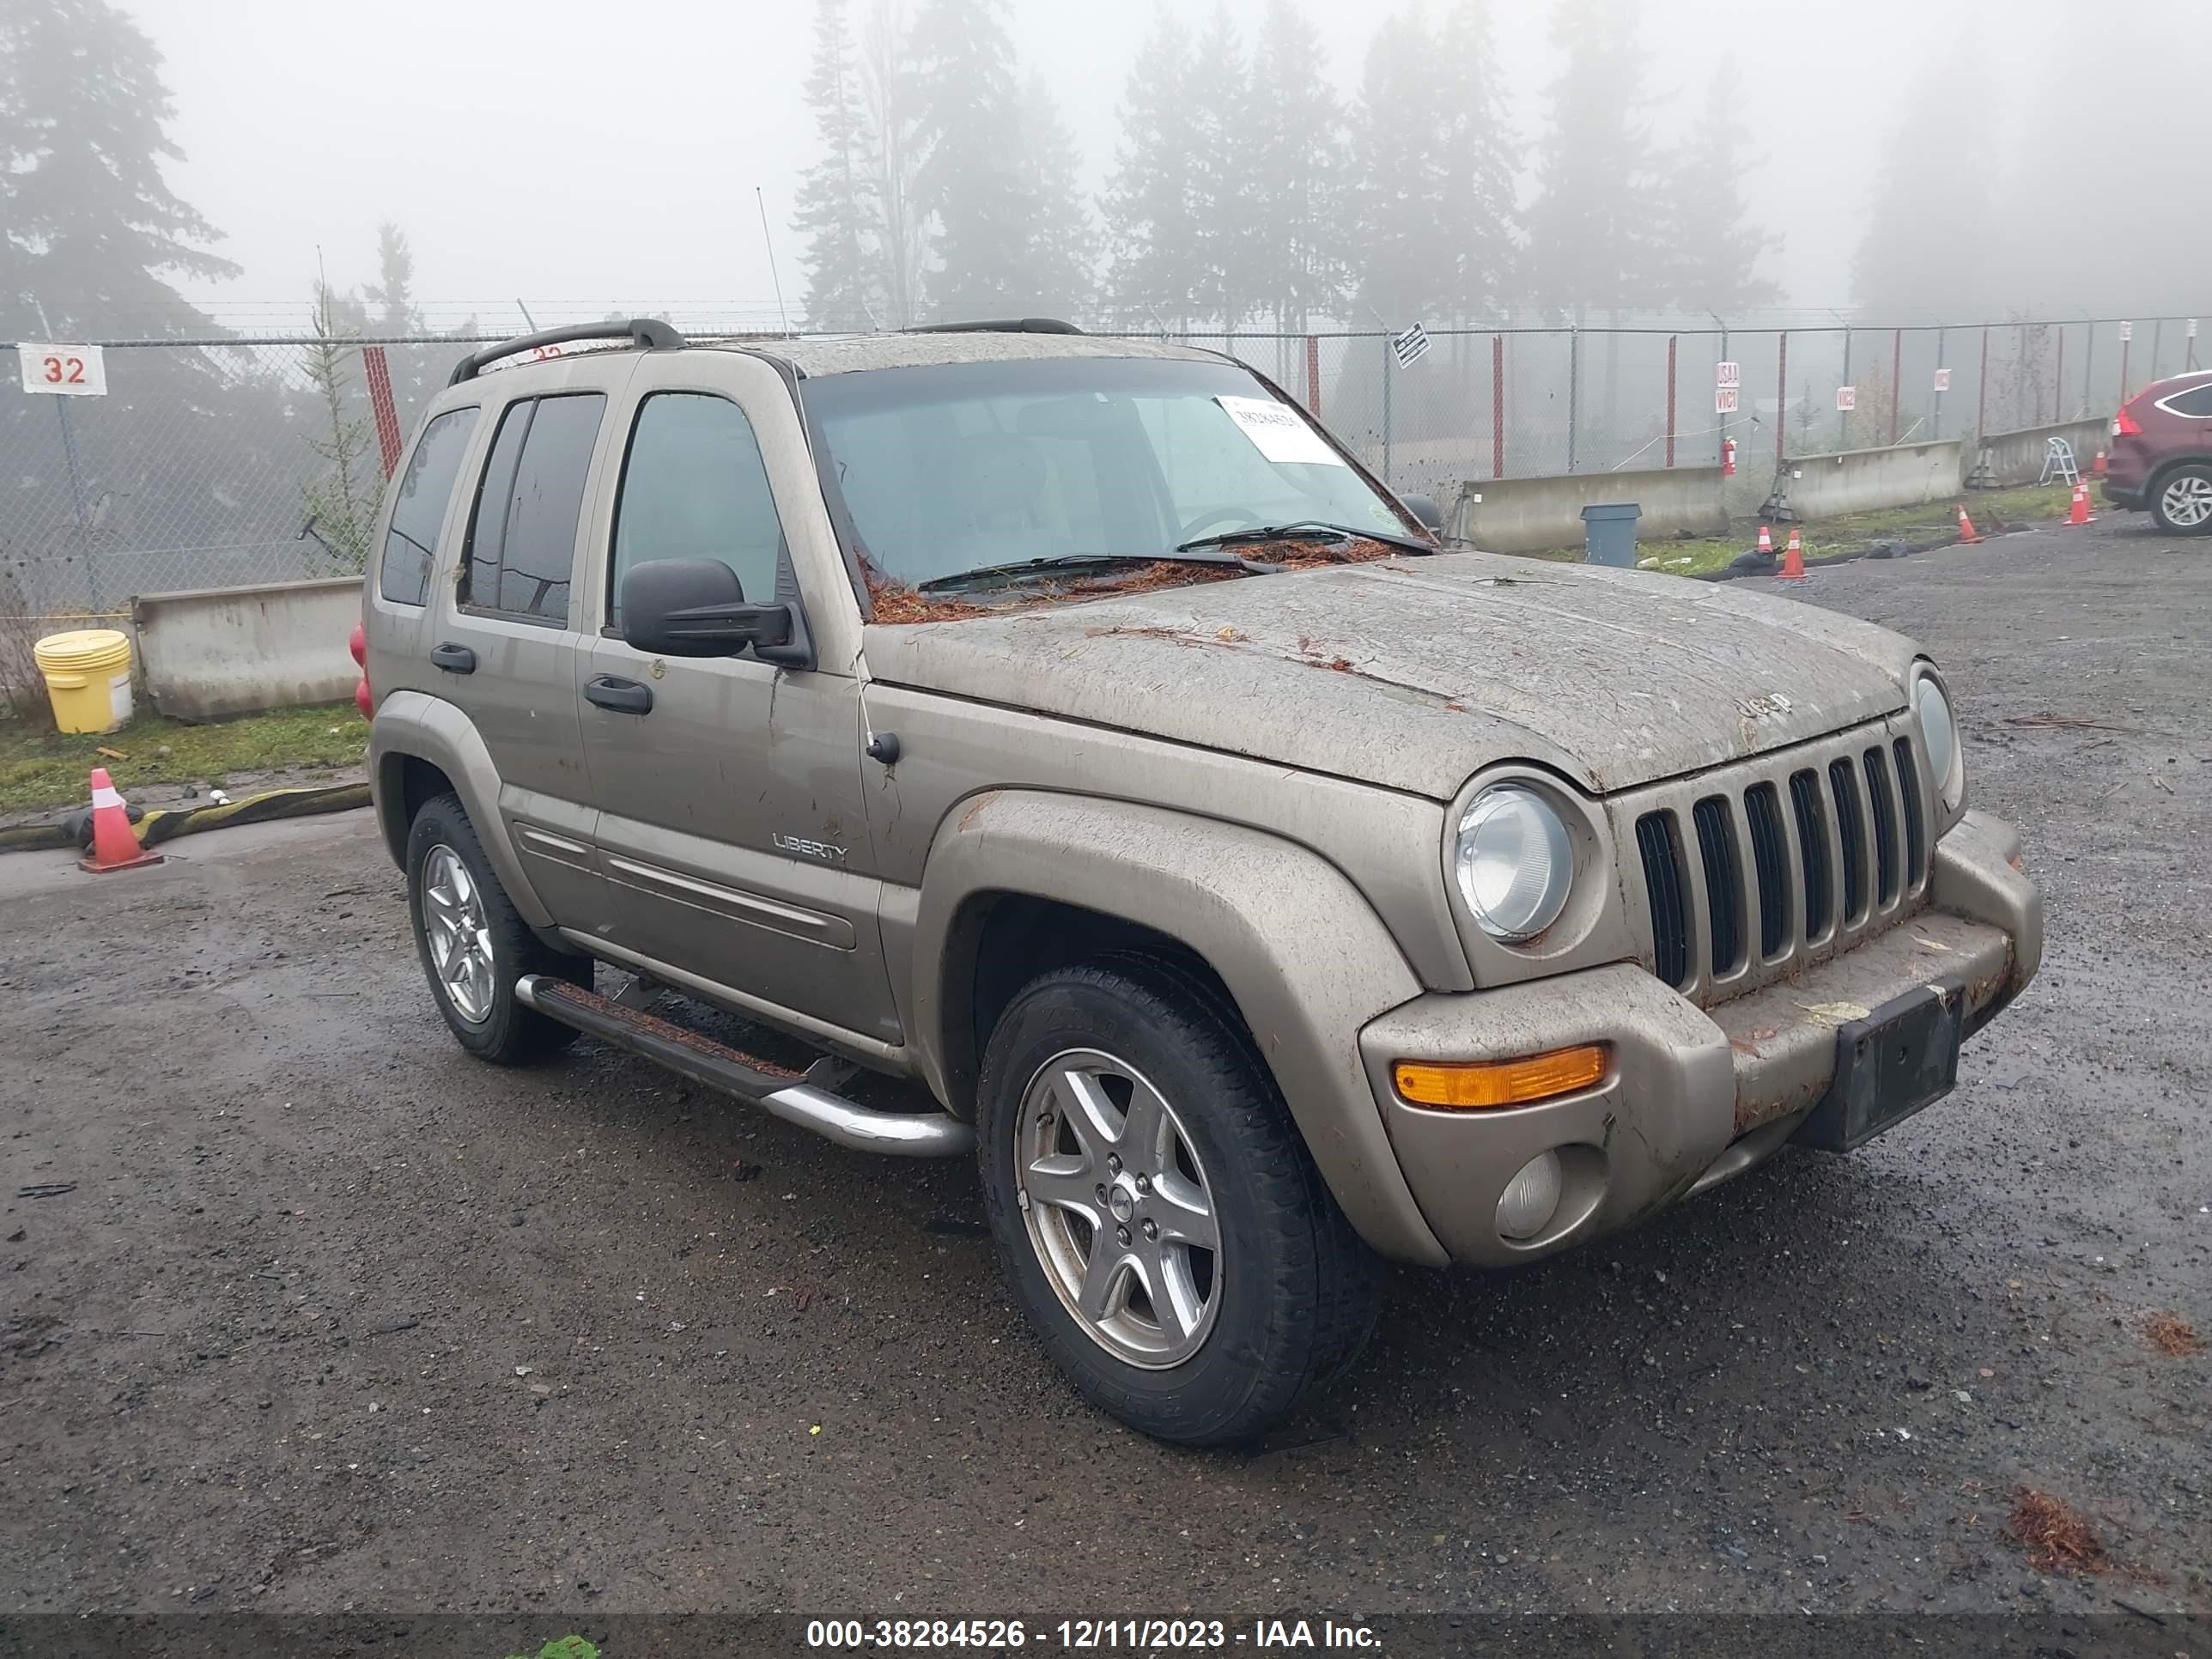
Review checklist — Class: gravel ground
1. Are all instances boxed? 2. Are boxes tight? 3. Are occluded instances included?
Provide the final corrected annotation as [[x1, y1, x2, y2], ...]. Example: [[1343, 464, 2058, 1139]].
[[3, 514, 2205, 1626]]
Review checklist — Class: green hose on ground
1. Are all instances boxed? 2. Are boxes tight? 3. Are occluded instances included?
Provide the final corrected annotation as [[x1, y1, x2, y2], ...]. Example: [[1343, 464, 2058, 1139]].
[[0, 781, 369, 855]]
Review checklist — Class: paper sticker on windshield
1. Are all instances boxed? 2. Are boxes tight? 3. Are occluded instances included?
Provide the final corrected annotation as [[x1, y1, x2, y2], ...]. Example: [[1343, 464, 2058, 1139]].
[[1215, 396, 1346, 467]]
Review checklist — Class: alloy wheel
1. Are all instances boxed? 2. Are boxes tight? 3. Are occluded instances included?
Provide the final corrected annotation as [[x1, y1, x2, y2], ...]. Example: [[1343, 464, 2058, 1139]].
[[421, 844, 495, 1024]]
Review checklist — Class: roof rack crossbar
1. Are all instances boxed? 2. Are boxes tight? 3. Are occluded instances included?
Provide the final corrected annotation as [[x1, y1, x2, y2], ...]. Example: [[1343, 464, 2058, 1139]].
[[449, 318, 686, 386], [902, 318, 1085, 336]]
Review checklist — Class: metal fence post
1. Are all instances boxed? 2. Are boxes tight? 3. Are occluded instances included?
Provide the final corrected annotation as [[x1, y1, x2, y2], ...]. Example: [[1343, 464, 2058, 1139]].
[[1889, 328, 1903, 446], [52, 398, 100, 611], [363, 346, 404, 480], [2055, 326, 2066, 424], [2151, 318, 2165, 382], [1491, 334, 1505, 480], [2083, 325, 2096, 419], [2118, 325, 2131, 404], [1304, 335, 1320, 416], [1838, 326, 1852, 450], [1717, 321, 1729, 467], [1566, 326, 1580, 474], [1974, 325, 1990, 449], [1774, 331, 1789, 465], [1664, 335, 1677, 468], [1381, 334, 1395, 489], [1933, 328, 1947, 439]]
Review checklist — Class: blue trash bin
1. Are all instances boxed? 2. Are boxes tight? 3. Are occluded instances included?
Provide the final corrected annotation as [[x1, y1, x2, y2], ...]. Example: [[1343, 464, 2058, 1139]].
[[1581, 502, 1642, 567]]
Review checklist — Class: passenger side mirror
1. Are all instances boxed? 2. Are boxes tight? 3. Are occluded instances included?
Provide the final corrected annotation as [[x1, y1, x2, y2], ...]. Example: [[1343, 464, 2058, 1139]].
[[1400, 493, 1444, 532], [620, 559, 793, 658]]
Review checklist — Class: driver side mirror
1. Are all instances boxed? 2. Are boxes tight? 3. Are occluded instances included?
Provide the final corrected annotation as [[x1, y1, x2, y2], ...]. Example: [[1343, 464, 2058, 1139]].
[[1399, 492, 1444, 532], [620, 559, 794, 659]]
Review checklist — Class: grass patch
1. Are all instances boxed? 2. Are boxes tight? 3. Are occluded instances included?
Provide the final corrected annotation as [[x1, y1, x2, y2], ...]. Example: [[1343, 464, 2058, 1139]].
[[0, 702, 365, 814], [1517, 483, 2079, 577]]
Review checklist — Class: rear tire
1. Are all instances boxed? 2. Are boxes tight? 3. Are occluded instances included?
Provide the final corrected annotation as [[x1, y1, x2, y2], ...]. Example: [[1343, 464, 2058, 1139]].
[[2149, 463, 2212, 536], [404, 793, 588, 1064], [976, 955, 1379, 1446]]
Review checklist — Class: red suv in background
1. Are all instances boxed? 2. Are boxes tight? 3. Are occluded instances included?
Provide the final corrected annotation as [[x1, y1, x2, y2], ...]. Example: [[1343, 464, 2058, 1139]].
[[2104, 370, 2212, 534]]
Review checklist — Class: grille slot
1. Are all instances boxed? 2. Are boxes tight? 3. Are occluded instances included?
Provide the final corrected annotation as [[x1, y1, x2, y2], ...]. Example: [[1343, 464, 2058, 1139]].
[[1863, 747, 1899, 904], [1744, 782, 1790, 958], [1636, 811, 1689, 988], [1692, 795, 1744, 975], [1893, 738, 1925, 888], [1829, 757, 1868, 921], [1789, 769, 1832, 940]]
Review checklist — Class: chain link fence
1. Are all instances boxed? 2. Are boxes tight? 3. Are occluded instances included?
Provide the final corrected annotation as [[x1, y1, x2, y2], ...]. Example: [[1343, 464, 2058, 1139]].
[[3, 313, 2201, 635]]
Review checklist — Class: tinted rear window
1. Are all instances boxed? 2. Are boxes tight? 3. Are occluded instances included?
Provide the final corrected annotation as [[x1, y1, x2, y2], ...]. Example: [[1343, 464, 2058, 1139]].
[[378, 406, 479, 605], [2162, 383, 2212, 418], [462, 393, 606, 624]]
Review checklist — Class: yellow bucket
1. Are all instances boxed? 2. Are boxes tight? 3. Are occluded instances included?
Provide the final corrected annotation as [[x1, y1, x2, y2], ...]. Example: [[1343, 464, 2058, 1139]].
[[33, 629, 136, 735]]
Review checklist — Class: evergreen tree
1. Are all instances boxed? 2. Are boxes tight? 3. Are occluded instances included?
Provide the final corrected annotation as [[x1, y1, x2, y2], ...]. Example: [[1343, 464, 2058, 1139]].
[[0, 0, 237, 337], [1186, 5, 1261, 329], [794, 0, 884, 330], [0, 0, 293, 617], [1349, 9, 1455, 325], [857, 0, 925, 328], [1013, 73, 1097, 319], [1100, 9, 1205, 330], [1650, 57, 1778, 314], [300, 280, 379, 574], [1246, 0, 1347, 332], [1519, 0, 1658, 319], [362, 222, 419, 333], [906, 0, 1031, 320], [1851, 40, 1999, 321], [1436, 0, 1517, 317]]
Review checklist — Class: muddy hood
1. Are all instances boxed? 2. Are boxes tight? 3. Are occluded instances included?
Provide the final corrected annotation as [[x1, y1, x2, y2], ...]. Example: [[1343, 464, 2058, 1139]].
[[860, 551, 1923, 799]]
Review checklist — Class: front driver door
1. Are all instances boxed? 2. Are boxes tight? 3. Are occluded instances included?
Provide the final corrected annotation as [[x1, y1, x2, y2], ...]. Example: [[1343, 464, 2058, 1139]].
[[574, 353, 900, 1051]]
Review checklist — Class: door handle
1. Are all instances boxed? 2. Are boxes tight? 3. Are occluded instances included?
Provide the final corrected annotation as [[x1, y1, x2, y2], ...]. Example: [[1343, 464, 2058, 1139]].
[[584, 674, 653, 714], [428, 641, 477, 674]]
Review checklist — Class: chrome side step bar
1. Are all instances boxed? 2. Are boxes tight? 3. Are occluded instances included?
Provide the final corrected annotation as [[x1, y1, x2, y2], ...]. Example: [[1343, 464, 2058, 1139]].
[[514, 975, 974, 1158]]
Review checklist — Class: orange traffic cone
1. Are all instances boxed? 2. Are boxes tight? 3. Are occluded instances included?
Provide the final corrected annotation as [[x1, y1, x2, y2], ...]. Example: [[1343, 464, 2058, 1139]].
[[79, 767, 163, 875], [1956, 503, 1984, 544], [1778, 527, 1808, 580], [2068, 478, 2093, 526], [1755, 524, 1774, 559], [2092, 448, 2107, 477]]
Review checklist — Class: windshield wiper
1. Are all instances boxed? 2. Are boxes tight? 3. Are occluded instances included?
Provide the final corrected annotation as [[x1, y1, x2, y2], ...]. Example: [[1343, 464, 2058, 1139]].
[[1175, 520, 1435, 556], [916, 550, 1281, 593]]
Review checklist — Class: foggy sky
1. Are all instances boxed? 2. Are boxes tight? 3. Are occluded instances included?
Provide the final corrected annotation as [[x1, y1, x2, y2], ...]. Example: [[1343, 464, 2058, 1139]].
[[125, 0, 2156, 331]]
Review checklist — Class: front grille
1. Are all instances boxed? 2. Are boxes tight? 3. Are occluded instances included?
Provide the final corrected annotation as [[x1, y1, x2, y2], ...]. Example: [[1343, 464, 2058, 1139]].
[[1692, 796, 1744, 975], [1637, 811, 1690, 988], [1744, 782, 1791, 958], [1624, 726, 1930, 1003], [1829, 757, 1867, 922]]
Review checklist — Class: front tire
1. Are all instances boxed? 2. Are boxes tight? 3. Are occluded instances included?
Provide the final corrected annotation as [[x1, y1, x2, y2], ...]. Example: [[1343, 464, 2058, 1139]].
[[2150, 463, 2212, 536], [404, 793, 588, 1064], [976, 957, 1378, 1445]]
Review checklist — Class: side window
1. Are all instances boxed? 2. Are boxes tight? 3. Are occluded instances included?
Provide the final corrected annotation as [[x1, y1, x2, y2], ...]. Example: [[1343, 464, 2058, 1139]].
[[377, 406, 479, 605], [460, 392, 606, 625], [609, 393, 787, 629], [2163, 384, 2212, 418]]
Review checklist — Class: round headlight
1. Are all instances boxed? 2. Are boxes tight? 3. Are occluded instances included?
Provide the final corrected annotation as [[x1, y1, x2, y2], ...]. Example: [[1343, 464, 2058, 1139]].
[[1914, 676, 1960, 805], [1455, 785, 1574, 943]]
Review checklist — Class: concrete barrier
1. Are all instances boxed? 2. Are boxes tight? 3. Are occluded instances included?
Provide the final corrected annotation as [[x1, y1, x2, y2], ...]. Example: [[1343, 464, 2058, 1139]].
[[1765, 441, 1964, 521], [1966, 418, 2109, 489], [1448, 466, 1727, 556], [132, 576, 363, 720]]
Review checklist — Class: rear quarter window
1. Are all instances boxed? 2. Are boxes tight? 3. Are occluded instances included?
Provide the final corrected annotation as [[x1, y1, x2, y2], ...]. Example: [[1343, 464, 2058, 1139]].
[[376, 406, 479, 605], [2159, 383, 2212, 418]]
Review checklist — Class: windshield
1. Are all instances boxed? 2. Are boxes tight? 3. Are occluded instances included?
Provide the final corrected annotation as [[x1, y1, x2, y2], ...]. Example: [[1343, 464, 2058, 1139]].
[[800, 356, 1408, 592]]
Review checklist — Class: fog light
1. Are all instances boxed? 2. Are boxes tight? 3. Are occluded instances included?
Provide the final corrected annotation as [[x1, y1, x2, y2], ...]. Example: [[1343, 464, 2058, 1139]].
[[1496, 1150, 1564, 1241]]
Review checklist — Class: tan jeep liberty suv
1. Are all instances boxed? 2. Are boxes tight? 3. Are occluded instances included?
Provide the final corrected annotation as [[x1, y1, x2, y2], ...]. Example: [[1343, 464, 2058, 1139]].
[[362, 318, 2043, 1445]]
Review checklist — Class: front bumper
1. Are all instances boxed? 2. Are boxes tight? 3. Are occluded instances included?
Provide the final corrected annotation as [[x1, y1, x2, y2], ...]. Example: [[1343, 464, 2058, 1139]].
[[1358, 810, 2040, 1267]]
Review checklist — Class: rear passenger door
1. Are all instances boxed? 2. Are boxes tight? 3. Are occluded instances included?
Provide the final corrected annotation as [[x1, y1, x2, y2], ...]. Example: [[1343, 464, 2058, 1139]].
[[433, 372, 630, 921], [575, 352, 900, 1048]]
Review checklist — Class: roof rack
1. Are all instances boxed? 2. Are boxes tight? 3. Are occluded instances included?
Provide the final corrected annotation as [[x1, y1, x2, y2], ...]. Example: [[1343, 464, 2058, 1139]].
[[902, 318, 1085, 336], [448, 318, 686, 386]]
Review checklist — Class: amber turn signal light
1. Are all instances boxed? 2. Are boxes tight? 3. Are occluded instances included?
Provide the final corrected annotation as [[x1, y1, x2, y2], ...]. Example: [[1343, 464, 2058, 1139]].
[[1393, 1044, 1609, 1110]]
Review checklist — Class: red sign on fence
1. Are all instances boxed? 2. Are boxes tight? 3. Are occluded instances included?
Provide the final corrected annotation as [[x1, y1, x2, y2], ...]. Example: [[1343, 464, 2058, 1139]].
[[1836, 386, 1856, 411]]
